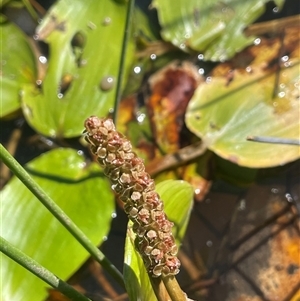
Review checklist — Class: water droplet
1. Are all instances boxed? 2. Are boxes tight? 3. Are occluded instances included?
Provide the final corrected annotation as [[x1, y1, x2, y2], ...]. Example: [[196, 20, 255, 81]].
[[102, 17, 111, 26], [133, 66, 141, 74], [100, 76, 115, 91], [87, 21, 97, 30], [137, 112, 145, 123], [79, 59, 87, 67], [206, 76, 212, 83], [179, 43, 186, 49], [195, 188, 201, 195], [198, 54, 204, 60], [279, 83, 285, 89], [254, 38, 261, 45], [206, 240, 213, 247], [150, 53, 156, 60], [36, 79, 42, 86], [238, 199, 246, 211], [281, 55, 289, 62], [278, 91, 285, 98], [109, 108, 114, 113], [37, 18, 43, 24], [77, 150, 84, 156], [198, 68, 205, 75], [285, 193, 293, 202], [33, 34, 39, 40], [39, 56, 47, 64], [245, 66, 252, 73], [57, 93, 64, 99], [111, 212, 117, 218], [184, 33, 191, 39], [273, 101, 278, 107], [102, 236, 108, 241], [271, 188, 279, 194], [273, 6, 279, 13]]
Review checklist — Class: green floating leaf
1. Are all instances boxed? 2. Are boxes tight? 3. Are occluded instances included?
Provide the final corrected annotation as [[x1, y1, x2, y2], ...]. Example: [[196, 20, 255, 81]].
[[185, 63, 300, 168], [153, 0, 285, 61], [22, 0, 134, 138], [0, 20, 37, 117], [124, 180, 194, 301], [1, 148, 115, 301]]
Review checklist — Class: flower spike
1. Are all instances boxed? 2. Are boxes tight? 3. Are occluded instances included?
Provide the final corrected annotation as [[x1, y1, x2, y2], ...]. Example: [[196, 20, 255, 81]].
[[84, 116, 180, 277]]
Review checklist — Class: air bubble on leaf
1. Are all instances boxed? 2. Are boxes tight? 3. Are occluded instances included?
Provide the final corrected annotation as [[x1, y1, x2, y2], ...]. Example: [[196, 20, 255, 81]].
[[87, 21, 97, 30], [254, 38, 261, 45], [206, 76, 212, 83], [150, 54, 157, 60], [39, 56, 47, 64], [137, 112, 146, 123], [246, 66, 252, 73], [102, 17, 112, 26], [179, 43, 186, 50], [238, 199, 246, 211], [195, 188, 201, 195], [133, 66, 141, 74], [79, 59, 87, 67], [206, 240, 213, 247], [279, 83, 286, 89], [100, 76, 115, 91], [198, 54, 204, 60], [285, 193, 293, 202]]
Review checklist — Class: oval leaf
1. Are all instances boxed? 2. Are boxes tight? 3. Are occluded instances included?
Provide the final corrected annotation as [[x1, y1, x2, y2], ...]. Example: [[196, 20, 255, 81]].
[[0, 20, 36, 117], [153, 0, 285, 61], [185, 62, 300, 168], [1, 148, 115, 301], [124, 179, 194, 301], [21, 0, 134, 138]]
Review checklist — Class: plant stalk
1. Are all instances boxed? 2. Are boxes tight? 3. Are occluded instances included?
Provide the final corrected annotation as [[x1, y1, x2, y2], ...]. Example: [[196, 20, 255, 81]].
[[113, 0, 135, 123], [162, 275, 188, 301], [0, 143, 125, 289], [0, 236, 91, 301]]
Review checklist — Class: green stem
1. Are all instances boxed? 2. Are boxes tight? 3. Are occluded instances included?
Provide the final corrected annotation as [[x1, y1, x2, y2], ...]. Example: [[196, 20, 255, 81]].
[[0, 236, 91, 301], [0, 144, 125, 289], [162, 275, 187, 301], [113, 0, 135, 123], [22, 0, 40, 22]]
